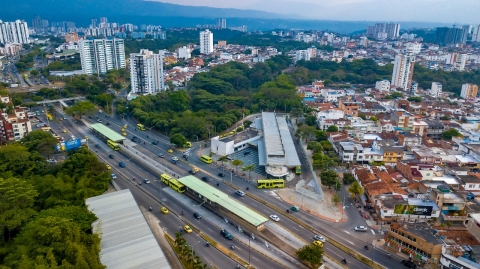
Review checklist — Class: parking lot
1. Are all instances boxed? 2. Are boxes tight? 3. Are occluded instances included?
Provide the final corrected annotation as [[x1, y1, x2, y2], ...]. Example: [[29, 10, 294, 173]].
[[227, 147, 266, 176]]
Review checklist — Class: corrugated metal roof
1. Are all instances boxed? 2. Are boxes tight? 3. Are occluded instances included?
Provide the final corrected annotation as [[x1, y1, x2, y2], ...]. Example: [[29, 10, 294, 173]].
[[178, 176, 268, 226], [86, 189, 171, 269], [262, 112, 285, 166], [257, 140, 267, 166], [91, 123, 125, 142], [277, 116, 301, 167]]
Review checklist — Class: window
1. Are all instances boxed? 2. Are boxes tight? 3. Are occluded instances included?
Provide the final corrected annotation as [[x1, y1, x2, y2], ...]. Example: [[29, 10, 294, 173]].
[[426, 173, 430, 176], [469, 184, 475, 188]]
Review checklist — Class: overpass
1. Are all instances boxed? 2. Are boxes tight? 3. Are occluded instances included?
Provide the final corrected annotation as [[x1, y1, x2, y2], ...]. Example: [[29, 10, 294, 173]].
[[37, 96, 85, 105]]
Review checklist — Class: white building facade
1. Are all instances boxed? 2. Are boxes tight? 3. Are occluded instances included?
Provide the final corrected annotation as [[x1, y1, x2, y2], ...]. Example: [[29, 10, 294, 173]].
[[391, 48, 415, 89], [430, 82, 443, 97], [200, 29, 213, 54], [375, 80, 391, 92], [79, 38, 126, 75], [0, 20, 30, 44], [129, 49, 164, 95]]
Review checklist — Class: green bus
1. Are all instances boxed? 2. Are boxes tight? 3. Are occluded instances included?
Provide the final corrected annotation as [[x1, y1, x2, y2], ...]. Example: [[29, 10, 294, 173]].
[[200, 155, 212, 164], [295, 166, 302, 174], [107, 140, 120, 150], [169, 179, 186, 193]]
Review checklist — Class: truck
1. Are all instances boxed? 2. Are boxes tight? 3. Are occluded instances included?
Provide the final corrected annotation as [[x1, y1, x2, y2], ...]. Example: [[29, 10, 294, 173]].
[[10, 83, 18, 88]]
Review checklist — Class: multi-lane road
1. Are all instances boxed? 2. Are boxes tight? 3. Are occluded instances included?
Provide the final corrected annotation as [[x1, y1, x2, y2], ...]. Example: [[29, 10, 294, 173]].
[[43, 104, 405, 269]]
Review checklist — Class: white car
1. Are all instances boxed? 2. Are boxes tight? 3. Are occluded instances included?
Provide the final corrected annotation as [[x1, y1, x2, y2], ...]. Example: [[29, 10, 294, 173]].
[[354, 226, 368, 232], [172, 157, 178, 161], [314, 235, 326, 242], [270, 215, 280, 222], [111, 174, 117, 179]]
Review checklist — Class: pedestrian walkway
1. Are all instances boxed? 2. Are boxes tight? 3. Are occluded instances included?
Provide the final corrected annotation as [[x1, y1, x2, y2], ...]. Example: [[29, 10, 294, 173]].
[[163, 188, 305, 269]]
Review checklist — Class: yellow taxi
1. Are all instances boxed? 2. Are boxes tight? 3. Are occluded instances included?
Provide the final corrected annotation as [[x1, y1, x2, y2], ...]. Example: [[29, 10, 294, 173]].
[[122, 132, 127, 136], [161, 207, 169, 214], [168, 149, 173, 153], [183, 225, 193, 233], [84, 135, 88, 140], [62, 129, 67, 133], [192, 166, 199, 173], [106, 164, 111, 170], [313, 240, 324, 248]]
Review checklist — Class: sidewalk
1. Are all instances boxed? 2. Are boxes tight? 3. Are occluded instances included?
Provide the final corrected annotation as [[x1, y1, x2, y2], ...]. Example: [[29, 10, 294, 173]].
[[163, 188, 306, 269]]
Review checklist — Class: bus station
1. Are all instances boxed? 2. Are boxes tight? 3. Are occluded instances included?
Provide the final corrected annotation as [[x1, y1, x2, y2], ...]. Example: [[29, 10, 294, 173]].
[[178, 175, 269, 232], [90, 123, 126, 144]]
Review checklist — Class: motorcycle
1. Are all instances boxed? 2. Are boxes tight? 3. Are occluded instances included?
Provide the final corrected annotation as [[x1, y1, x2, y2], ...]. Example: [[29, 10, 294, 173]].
[[364, 245, 369, 250], [230, 245, 235, 250], [286, 209, 290, 213], [149, 207, 152, 211], [246, 186, 249, 191], [206, 242, 210, 247], [342, 259, 347, 264]]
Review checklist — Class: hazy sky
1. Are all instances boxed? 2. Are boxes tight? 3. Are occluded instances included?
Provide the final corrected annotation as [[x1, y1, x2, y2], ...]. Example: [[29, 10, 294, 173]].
[[155, 0, 480, 23]]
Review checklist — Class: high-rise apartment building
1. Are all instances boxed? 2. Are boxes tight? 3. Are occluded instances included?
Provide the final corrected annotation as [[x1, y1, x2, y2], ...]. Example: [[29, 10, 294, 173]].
[[216, 18, 226, 29], [391, 48, 415, 89], [460, 83, 479, 99], [366, 23, 400, 39], [79, 38, 126, 75], [435, 26, 468, 45], [0, 20, 30, 44], [129, 49, 164, 95], [473, 25, 480, 42], [200, 29, 214, 54]]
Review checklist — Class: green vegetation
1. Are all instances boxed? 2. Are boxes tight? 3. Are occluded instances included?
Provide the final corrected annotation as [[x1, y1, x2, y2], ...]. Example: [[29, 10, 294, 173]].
[[441, 128, 462, 140], [348, 181, 364, 198], [173, 232, 211, 269], [65, 100, 97, 119], [170, 133, 187, 147], [413, 65, 480, 95], [122, 57, 301, 140], [0, 140, 110, 268], [15, 47, 44, 72], [320, 169, 341, 189], [296, 243, 324, 268], [41, 55, 82, 77], [385, 92, 404, 99], [342, 173, 356, 185], [327, 125, 338, 132], [231, 159, 244, 173], [407, 96, 422, 102]]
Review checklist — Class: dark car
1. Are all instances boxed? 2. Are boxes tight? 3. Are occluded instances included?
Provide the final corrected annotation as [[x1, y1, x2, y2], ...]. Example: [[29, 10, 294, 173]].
[[105, 115, 110, 118], [109, 154, 115, 159], [119, 162, 126, 168], [188, 169, 195, 174], [401, 260, 417, 269], [106, 122, 111, 125], [152, 141, 158, 145], [220, 229, 233, 240], [201, 176, 210, 182], [218, 172, 225, 177], [157, 153, 164, 158], [131, 137, 138, 142], [193, 212, 201, 219]]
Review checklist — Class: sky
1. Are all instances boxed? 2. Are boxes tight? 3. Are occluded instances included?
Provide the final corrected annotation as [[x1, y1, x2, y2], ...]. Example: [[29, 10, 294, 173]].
[[154, 0, 480, 23]]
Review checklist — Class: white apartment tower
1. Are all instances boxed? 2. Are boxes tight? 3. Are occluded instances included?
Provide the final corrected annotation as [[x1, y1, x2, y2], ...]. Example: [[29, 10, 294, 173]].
[[200, 29, 214, 54], [79, 38, 126, 75], [375, 80, 391, 92], [430, 82, 442, 97], [391, 48, 415, 89], [0, 20, 30, 44], [129, 49, 165, 95], [460, 83, 478, 99]]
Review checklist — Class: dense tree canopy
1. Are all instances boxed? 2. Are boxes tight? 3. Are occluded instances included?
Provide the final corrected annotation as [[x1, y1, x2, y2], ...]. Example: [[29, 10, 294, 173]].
[[0, 139, 110, 268]]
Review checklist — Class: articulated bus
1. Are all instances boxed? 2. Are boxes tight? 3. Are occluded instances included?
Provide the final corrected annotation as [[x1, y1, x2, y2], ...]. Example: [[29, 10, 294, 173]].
[[160, 173, 186, 193], [257, 179, 285, 189], [137, 124, 146, 131], [107, 140, 120, 150], [200, 155, 212, 164], [169, 179, 186, 193]]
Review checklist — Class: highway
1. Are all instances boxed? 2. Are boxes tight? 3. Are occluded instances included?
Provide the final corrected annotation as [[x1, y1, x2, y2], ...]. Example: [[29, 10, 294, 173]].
[[87, 111, 408, 269], [51, 109, 282, 269], [79, 113, 373, 269]]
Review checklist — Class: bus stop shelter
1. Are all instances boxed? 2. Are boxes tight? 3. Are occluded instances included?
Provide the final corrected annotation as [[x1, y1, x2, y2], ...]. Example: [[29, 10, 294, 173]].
[[90, 123, 125, 143]]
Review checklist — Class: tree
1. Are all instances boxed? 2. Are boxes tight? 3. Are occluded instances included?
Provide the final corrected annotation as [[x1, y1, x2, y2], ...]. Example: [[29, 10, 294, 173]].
[[290, 107, 303, 118], [47, 105, 56, 119], [232, 159, 244, 173], [296, 244, 324, 267], [315, 130, 327, 141], [320, 170, 339, 189], [65, 100, 96, 119], [242, 164, 256, 180], [441, 128, 462, 140], [407, 96, 422, 102], [30, 69, 39, 77], [326, 125, 338, 132], [297, 125, 317, 143], [342, 173, 356, 185], [348, 181, 364, 198], [307, 141, 323, 153], [170, 133, 187, 147], [304, 115, 317, 126], [370, 116, 378, 122], [21, 130, 58, 154]]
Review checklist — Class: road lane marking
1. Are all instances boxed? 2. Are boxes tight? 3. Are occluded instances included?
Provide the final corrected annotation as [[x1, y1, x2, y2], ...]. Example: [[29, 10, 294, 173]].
[[371, 230, 375, 235], [252, 257, 259, 261], [344, 230, 350, 234], [291, 227, 299, 231]]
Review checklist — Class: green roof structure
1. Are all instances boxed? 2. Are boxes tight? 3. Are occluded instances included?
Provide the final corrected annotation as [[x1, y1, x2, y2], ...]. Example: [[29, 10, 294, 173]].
[[91, 123, 125, 142], [178, 175, 268, 227]]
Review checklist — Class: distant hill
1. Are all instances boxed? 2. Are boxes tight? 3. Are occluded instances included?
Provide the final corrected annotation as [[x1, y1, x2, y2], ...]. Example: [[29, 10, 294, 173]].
[[1, 0, 449, 34]]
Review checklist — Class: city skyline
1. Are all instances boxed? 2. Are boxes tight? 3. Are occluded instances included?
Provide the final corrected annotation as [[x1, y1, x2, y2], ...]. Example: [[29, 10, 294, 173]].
[[155, 0, 480, 23]]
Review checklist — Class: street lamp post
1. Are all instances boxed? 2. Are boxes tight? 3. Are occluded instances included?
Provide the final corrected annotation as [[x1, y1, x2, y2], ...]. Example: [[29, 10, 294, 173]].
[[195, 135, 198, 142], [186, 241, 201, 256], [230, 170, 233, 184], [148, 126, 155, 136], [248, 237, 251, 266]]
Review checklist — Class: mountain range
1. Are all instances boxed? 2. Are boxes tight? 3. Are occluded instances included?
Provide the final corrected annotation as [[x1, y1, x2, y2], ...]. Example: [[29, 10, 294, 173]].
[[1, 0, 448, 33]]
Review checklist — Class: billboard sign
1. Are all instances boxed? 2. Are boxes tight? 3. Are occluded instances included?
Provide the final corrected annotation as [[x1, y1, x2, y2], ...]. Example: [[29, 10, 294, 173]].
[[55, 139, 82, 152], [394, 204, 433, 216]]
